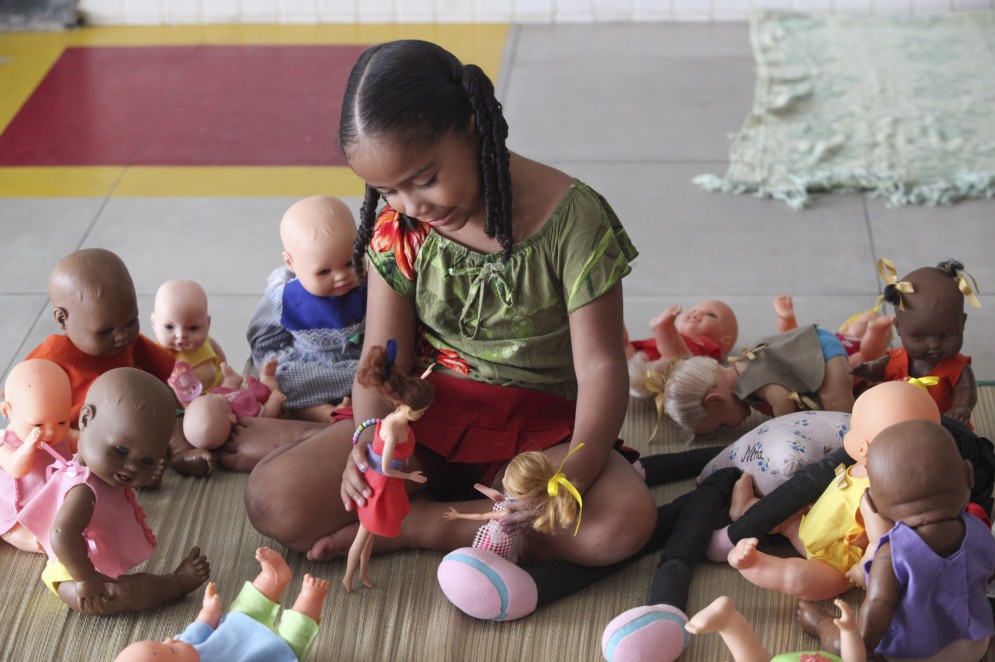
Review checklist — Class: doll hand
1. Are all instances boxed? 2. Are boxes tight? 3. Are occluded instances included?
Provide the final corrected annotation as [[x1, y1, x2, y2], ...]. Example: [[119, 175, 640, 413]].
[[851, 361, 884, 381], [773, 295, 795, 320], [24, 427, 43, 447], [73, 574, 111, 615], [198, 582, 223, 627], [442, 507, 461, 521], [498, 499, 535, 533], [649, 305, 682, 328], [405, 470, 428, 484], [844, 561, 866, 588], [340, 442, 372, 511], [947, 405, 972, 424]]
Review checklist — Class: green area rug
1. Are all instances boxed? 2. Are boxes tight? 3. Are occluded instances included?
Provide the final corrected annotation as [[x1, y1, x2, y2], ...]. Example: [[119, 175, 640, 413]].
[[696, 10, 995, 209]]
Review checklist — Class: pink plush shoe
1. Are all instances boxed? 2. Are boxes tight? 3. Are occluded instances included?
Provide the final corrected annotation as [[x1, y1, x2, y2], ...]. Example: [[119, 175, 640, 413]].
[[437, 547, 537, 621], [705, 525, 735, 563], [602, 604, 689, 662]]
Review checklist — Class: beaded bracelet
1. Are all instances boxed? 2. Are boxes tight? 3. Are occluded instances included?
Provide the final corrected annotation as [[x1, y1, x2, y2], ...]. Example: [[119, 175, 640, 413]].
[[352, 418, 380, 446]]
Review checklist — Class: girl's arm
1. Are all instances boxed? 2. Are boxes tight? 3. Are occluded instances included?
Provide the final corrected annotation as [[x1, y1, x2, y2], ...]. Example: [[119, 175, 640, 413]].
[[340, 268, 418, 511], [562, 283, 629, 492], [948, 363, 977, 423], [0, 428, 42, 478]]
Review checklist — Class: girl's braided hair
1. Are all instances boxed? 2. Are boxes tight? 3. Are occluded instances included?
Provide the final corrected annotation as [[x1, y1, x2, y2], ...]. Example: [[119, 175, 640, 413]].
[[339, 39, 514, 278]]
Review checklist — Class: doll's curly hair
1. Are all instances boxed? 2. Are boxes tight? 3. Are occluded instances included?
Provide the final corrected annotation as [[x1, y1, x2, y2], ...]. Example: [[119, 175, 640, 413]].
[[357, 345, 435, 411], [663, 356, 719, 433], [502, 451, 579, 534]]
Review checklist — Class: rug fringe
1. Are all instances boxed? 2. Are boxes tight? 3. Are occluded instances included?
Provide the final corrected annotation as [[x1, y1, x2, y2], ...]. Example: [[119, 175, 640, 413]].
[[693, 170, 995, 210]]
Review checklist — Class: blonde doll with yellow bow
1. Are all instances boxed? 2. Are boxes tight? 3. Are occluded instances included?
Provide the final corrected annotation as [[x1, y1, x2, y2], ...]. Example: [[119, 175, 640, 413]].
[[853, 259, 980, 423]]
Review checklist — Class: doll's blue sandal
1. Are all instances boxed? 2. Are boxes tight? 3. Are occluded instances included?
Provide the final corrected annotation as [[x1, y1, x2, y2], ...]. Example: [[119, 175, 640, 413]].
[[437, 547, 537, 621], [602, 604, 689, 662]]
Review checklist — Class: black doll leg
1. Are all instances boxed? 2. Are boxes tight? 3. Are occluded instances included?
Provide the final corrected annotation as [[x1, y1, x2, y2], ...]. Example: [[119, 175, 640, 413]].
[[639, 446, 727, 487], [942, 416, 995, 518]]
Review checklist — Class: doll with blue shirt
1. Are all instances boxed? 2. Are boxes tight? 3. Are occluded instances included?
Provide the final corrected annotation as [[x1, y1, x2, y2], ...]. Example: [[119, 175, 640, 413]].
[[247, 195, 366, 423]]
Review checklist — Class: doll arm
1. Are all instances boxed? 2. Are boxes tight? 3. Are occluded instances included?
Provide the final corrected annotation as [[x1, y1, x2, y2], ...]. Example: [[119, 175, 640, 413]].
[[0, 428, 42, 478], [833, 600, 866, 662], [209, 338, 228, 367], [858, 540, 900, 652], [194, 582, 224, 629], [442, 506, 507, 522], [474, 482, 506, 502], [51, 484, 110, 613], [649, 305, 693, 360], [378, 427, 427, 484], [846, 492, 889, 589], [947, 363, 977, 423], [851, 354, 890, 382], [341, 270, 418, 511], [773, 295, 798, 334]]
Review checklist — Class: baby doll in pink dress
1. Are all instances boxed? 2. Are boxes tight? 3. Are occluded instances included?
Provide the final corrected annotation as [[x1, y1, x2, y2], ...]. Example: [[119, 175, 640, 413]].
[[0, 359, 73, 553], [183, 359, 287, 451], [17, 367, 210, 615]]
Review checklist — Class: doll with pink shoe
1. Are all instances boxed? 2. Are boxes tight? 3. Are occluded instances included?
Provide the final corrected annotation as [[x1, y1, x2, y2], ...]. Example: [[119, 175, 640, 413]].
[[0, 359, 73, 553], [342, 341, 433, 592], [853, 258, 979, 423], [247, 195, 366, 423], [151, 279, 229, 402], [686, 596, 863, 662], [16, 367, 210, 615], [726, 380, 940, 602], [183, 360, 287, 451], [794, 419, 994, 661], [114, 547, 330, 662]]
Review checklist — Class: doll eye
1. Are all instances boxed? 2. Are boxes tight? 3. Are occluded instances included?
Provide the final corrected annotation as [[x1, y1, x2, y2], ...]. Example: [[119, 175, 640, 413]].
[[318, 268, 332, 276], [98, 327, 114, 336], [114, 445, 128, 455], [142, 457, 156, 466], [164, 324, 175, 331], [706, 312, 718, 318]]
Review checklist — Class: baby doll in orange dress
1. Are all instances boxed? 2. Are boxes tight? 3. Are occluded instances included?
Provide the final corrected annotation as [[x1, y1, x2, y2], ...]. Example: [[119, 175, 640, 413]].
[[853, 259, 979, 424], [342, 341, 434, 592], [0, 359, 73, 552]]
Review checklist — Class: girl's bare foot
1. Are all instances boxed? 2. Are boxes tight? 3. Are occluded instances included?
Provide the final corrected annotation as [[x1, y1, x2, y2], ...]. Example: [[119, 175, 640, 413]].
[[254, 547, 292, 600], [728, 538, 760, 570], [685, 595, 737, 634], [218, 416, 327, 472], [729, 473, 759, 521], [306, 521, 409, 561]]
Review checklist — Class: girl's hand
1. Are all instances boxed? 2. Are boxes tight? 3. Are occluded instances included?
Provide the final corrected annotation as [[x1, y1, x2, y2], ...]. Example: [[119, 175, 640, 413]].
[[498, 499, 535, 533], [340, 442, 372, 511]]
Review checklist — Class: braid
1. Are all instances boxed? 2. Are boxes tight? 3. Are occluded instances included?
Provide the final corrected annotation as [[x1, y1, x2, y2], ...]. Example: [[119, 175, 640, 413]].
[[461, 64, 514, 260], [351, 185, 382, 281]]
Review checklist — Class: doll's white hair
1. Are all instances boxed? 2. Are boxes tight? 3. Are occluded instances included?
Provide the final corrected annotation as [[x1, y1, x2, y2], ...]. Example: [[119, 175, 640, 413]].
[[663, 356, 719, 432]]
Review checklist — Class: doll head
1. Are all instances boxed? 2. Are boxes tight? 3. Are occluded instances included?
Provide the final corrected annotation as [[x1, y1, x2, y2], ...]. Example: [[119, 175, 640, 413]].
[[885, 261, 969, 366], [1, 359, 72, 444], [151, 279, 211, 354], [340, 40, 514, 267], [77, 368, 176, 488], [356, 343, 435, 413], [842, 381, 940, 467], [115, 639, 199, 662], [664, 357, 749, 436], [182, 393, 234, 450], [502, 450, 580, 534], [48, 248, 140, 357], [677, 300, 739, 356], [280, 195, 359, 298], [865, 419, 971, 527]]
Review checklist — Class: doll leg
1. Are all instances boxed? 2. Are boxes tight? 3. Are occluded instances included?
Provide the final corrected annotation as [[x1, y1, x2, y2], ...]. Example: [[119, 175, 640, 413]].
[[252, 546, 292, 602], [343, 525, 375, 592], [220, 361, 245, 391], [817, 355, 855, 414], [685, 596, 772, 662], [856, 315, 893, 364], [58, 547, 210, 615], [639, 446, 726, 487], [1, 524, 44, 553], [729, 539, 851, 601], [290, 574, 330, 624], [796, 601, 844, 654]]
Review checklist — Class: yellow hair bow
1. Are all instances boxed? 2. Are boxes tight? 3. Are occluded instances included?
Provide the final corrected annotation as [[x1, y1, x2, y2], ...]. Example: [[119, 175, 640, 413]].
[[950, 265, 982, 309], [644, 358, 679, 440], [877, 258, 915, 311], [548, 443, 585, 536], [906, 376, 940, 392]]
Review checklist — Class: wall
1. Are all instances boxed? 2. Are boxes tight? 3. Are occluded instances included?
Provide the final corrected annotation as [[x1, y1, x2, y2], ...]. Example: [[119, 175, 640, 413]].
[[78, 0, 995, 25]]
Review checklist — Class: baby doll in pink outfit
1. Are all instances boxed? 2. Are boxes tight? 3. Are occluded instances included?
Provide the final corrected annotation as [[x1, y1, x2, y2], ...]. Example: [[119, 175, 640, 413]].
[[183, 360, 287, 451], [0, 359, 73, 552]]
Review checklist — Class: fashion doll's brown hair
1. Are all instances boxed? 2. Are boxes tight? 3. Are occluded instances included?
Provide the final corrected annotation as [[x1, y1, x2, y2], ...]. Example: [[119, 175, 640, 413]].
[[340, 39, 514, 276], [502, 451, 580, 534], [357, 344, 435, 411]]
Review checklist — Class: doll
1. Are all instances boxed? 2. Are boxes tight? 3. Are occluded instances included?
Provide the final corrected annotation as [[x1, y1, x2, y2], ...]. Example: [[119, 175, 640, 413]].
[[0, 359, 73, 552], [685, 596, 864, 662], [773, 295, 893, 375], [25, 248, 213, 478], [627, 300, 738, 399], [183, 360, 287, 451], [727, 381, 940, 602], [664, 324, 855, 436], [151, 279, 228, 395], [795, 419, 994, 661], [247, 195, 366, 423], [853, 258, 979, 423], [16, 367, 210, 615], [441, 447, 586, 564], [342, 342, 433, 592], [114, 547, 330, 662]]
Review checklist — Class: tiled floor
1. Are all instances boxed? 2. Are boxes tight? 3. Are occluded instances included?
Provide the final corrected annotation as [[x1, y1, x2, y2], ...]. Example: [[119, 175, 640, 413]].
[[1, 19, 993, 393]]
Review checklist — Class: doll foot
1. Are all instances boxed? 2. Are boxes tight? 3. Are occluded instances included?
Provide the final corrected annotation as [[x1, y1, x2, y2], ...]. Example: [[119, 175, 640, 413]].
[[171, 448, 215, 477], [437, 547, 537, 621], [685, 596, 736, 635], [728, 537, 760, 569], [602, 604, 689, 662], [255, 547, 292, 598], [705, 525, 735, 563], [796, 600, 834, 636], [174, 547, 211, 596], [729, 473, 757, 521], [141, 458, 167, 490]]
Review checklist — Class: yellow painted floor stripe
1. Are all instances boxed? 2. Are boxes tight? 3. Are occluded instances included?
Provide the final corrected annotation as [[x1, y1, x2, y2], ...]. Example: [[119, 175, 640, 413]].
[[0, 24, 508, 198]]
